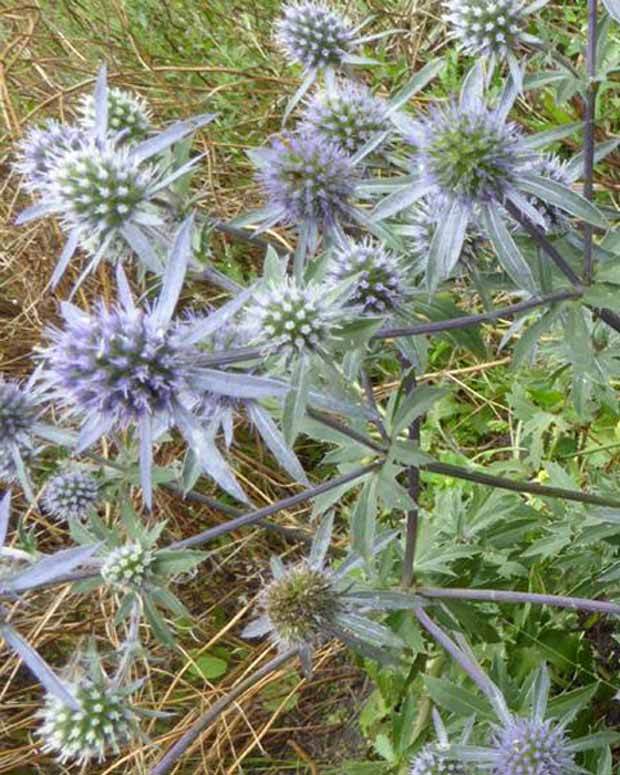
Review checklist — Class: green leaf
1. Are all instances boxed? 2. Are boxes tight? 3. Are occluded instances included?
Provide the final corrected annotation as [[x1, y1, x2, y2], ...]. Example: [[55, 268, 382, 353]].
[[423, 675, 494, 719], [389, 440, 434, 467], [282, 355, 310, 446], [351, 476, 378, 561], [482, 204, 538, 293], [391, 385, 448, 437], [518, 174, 607, 227], [187, 651, 229, 681], [151, 549, 206, 578]]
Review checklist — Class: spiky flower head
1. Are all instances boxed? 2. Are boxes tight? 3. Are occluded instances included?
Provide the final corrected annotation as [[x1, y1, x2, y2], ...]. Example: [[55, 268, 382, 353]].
[[14, 120, 87, 193], [255, 131, 357, 228], [526, 153, 572, 234], [275, 2, 355, 70], [44, 298, 194, 427], [246, 278, 340, 355], [404, 197, 485, 266], [0, 380, 37, 484], [101, 543, 154, 589], [491, 717, 574, 775], [43, 471, 99, 521], [47, 137, 156, 249], [413, 101, 530, 209], [263, 561, 341, 647], [411, 744, 469, 774], [300, 81, 390, 156], [443, 0, 528, 58], [37, 677, 139, 765], [328, 238, 407, 313], [78, 87, 151, 142]]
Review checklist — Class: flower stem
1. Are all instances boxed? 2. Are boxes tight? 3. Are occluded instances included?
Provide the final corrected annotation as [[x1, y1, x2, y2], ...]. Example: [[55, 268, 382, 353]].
[[149, 648, 298, 775], [584, 0, 599, 284], [417, 586, 620, 616], [415, 607, 512, 725], [401, 366, 421, 588]]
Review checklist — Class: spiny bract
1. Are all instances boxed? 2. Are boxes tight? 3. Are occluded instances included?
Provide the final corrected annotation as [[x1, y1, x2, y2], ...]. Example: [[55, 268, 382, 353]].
[[275, 1, 355, 70], [329, 238, 406, 313], [256, 132, 357, 227], [43, 471, 99, 521], [101, 543, 154, 588], [411, 744, 469, 774], [0, 380, 37, 483], [263, 562, 341, 647], [491, 717, 575, 775], [443, 0, 527, 58], [78, 87, 151, 142], [37, 679, 138, 764], [300, 81, 390, 156]]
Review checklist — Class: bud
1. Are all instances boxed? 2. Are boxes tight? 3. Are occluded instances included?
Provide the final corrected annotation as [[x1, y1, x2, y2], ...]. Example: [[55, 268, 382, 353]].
[[43, 471, 99, 521], [101, 543, 154, 589], [78, 87, 151, 142]]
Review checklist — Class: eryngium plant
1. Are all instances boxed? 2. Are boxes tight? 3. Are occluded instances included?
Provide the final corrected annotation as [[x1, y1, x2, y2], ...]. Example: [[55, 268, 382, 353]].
[[327, 237, 408, 314], [253, 131, 357, 231], [243, 515, 405, 675], [37, 673, 139, 765], [39, 217, 286, 507], [15, 65, 214, 286], [490, 717, 575, 774], [77, 87, 151, 142], [374, 63, 605, 291], [300, 80, 390, 156], [43, 470, 99, 521]]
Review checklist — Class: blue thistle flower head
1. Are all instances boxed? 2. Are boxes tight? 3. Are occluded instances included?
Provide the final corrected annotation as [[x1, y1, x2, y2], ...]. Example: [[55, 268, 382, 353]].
[[100, 543, 155, 589], [14, 120, 88, 193], [443, 0, 528, 58], [300, 80, 390, 156], [328, 237, 408, 314], [410, 96, 531, 210], [0, 379, 39, 485], [37, 674, 139, 765], [491, 717, 575, 775], [410, 744, 469, 774], [255, 131, 357, 229], [275, 1, 355, 70], [43, 470, 99, 521], [77, 87, 151, 143], [246, 277, 342, 356]]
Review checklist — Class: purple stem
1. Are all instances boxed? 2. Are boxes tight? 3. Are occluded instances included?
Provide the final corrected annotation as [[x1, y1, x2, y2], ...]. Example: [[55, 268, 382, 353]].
[[584, 0, 598, 284]]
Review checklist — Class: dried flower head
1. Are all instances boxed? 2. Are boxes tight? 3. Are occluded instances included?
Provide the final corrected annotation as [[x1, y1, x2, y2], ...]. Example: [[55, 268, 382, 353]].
[[37, 677, 139, 765], [14, 121, 88, 193], [443, 0, 532, 59], [491, 717, 574, 775], [78, 87, 151, 142], [43, 471, 99, 521], [101, 543, 154, 589], [328, 237, 407, 313], [410, 745, 469, 774], [246, 277, 340, 356], [275, 1, 355, 70], [300, 81, 390, 156], [255, 131, 357, 229]]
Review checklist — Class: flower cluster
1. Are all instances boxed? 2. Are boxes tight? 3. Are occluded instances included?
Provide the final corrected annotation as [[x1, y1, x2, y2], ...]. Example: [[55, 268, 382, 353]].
[[328, 238, 407, 313], [410, 745, 469, 774], [491, 717, 574, 775], [246, 278, 338, 355], [101, 543, 154, 589], [78, 87, 151, 142], [0, 379, 38, 484], [300, 81, 390, 156], [43, 470, 99, 521], [255, 131, 357, 229], [37, 678, 138, 765], [275, 1, 355, 70], [443, 0, 529, 59]]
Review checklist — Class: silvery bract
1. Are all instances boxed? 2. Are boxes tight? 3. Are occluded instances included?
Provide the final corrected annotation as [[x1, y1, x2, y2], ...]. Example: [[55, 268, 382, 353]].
[[39, 216, 286, 508], [15, 65, 214, 286]]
